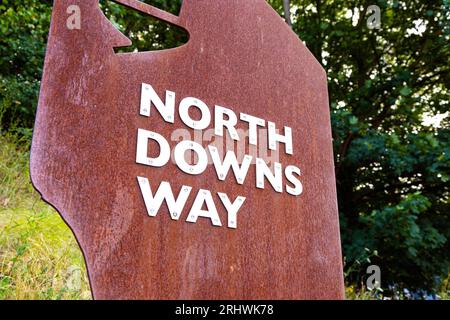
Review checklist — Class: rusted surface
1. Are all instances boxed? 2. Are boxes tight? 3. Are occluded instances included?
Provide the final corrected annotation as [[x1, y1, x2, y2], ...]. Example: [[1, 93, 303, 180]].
[[31, 0, 344, 299]]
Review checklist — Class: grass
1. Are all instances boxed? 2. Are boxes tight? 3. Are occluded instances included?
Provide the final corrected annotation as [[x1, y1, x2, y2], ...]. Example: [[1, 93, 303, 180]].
[[0, 133, 448, 300], [0, 133, 91, 300]]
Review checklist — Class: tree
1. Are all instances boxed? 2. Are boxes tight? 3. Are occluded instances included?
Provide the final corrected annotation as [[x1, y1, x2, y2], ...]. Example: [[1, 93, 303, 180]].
[[0, 0, 51, 135], [274, 0, 449, 290], [282, 0, 293, 27]]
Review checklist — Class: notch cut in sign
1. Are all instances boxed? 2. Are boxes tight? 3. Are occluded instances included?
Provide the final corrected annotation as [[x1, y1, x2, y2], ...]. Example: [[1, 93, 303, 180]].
[[137, 177, 245, 229]]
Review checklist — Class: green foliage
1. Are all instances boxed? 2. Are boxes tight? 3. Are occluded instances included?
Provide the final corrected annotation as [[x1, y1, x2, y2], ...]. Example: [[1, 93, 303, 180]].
[[0, 0, 449, 295], [274, 0, 450, 290], [0, 0, 51, 132]]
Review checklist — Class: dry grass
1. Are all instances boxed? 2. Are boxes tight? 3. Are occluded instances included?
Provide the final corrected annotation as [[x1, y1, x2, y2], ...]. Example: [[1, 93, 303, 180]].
[[0, 134, 91, 300]]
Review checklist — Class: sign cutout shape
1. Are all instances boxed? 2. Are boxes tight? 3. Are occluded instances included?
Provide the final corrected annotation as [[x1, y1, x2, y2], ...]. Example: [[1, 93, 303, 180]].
[[31, 0, 345, 299]]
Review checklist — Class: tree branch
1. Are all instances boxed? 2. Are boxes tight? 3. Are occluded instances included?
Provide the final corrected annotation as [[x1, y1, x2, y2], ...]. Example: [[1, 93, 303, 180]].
[[283, 0, 292, 28]]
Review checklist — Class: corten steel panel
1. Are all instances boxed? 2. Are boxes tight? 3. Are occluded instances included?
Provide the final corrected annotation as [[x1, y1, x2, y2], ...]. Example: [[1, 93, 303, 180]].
[[30, 0, 345, 299]]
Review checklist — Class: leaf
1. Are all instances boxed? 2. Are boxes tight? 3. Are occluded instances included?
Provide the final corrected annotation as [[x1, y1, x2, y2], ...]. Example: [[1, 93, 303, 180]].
[[400, 86, 412, 96]]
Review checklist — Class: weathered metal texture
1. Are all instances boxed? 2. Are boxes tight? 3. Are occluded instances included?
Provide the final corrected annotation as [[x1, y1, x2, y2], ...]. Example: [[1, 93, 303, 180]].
[[31, 0, 344, 299]]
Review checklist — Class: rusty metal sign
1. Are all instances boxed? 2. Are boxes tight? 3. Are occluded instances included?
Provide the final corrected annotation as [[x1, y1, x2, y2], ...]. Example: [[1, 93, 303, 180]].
[[31, 0, 344, 299]]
